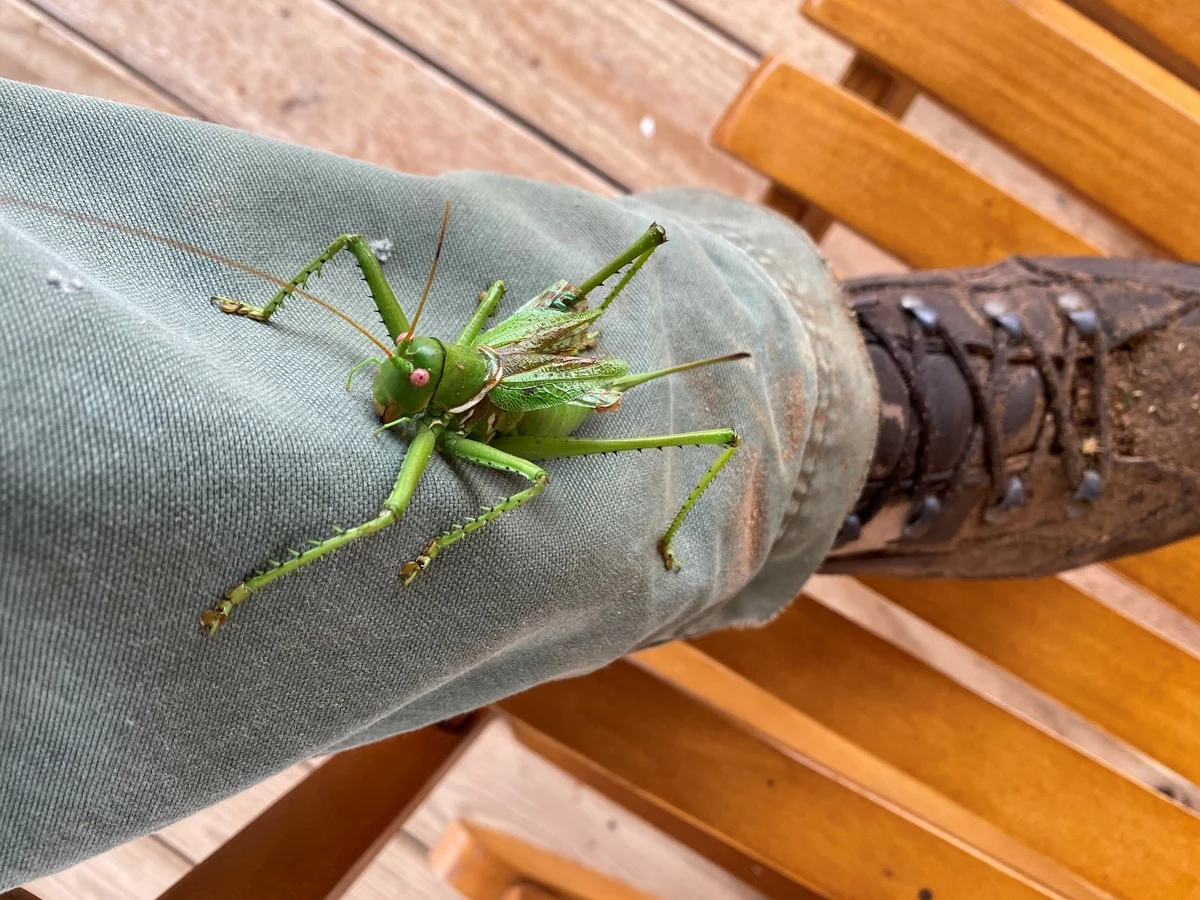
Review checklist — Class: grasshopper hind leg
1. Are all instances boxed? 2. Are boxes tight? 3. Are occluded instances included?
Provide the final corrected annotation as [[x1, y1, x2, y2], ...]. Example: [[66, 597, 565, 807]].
[[401, 433, 548, 585]]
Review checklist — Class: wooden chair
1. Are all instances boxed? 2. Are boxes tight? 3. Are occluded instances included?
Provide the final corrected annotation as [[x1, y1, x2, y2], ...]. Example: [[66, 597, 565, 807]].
[[10, 2, 1200, 898]]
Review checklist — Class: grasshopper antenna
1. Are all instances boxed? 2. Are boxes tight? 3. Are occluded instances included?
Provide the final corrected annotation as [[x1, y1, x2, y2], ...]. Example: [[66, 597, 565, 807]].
[[0, 192, 394, 357], [399, 200, 450, 347]]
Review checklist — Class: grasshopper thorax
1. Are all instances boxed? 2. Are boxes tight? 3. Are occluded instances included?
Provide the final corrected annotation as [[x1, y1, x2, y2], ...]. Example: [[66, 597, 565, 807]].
[[373, 336, 496, 423]]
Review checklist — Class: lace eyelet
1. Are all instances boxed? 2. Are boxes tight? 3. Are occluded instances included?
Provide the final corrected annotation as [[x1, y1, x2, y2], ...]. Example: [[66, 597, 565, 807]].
[[903, 495, 942, 539], [984, 300, 1024, 339], [984, 476, 1027, 524], [1058, 293, 1098, 337], [834, 513, 862, 548], [901, 294, 940, 333]]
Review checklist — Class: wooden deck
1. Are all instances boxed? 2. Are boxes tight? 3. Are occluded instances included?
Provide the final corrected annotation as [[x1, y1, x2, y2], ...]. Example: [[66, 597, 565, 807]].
[[4, 0, 1194, 896]]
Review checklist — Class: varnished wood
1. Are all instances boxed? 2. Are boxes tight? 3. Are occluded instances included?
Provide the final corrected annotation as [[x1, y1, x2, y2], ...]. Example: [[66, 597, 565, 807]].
[[858, 573, 1200, 788], [1065, 0, 1200, 89], [428, 820, 654, 900], [1110, 539, 1200, 623], [803, 0, 1200, 258], [35, 0, 610, 192], [504, 725, 821, 900], [690, 591, 1200, 900], [1, 890, 45, 900], [712, 56, 1098, 267], [632, 642, 1105, 900], [0, 0, 189, 115], [158, 718, 484, 900], [501, 661, 1072, 900], [770, 55, 919, 240]]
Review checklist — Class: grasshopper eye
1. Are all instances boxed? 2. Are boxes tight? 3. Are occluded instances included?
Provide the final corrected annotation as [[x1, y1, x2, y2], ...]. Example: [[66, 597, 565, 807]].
[[410, 368, 430, 387]]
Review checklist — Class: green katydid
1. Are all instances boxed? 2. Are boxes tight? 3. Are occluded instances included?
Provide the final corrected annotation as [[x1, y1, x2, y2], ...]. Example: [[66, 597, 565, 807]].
[[0, 195, 748, 635]]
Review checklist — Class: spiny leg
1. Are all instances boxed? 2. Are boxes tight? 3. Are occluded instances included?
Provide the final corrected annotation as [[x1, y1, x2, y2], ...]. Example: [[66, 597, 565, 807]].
[[575, 224, 666, 311], [400, 432, 547, 585], [202, 424, 438, 635], [456, 279, 506, 345], [491, 429, 741, 571], [214, 233, 410, 341]]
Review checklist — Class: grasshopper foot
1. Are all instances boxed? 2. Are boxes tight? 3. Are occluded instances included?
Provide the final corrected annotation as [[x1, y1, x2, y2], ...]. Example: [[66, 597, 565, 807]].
[[201, 583, 250, 635], [656, 536, 681, 573], [212, 295, 269, 321], [400, 555, 431, 586]]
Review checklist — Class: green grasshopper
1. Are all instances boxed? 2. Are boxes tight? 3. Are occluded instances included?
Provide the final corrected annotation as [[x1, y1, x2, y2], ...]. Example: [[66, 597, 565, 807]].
[[2, 196, 747, 635]]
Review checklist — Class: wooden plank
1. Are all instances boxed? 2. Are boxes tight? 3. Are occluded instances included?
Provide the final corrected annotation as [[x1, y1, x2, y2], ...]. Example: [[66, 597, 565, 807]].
[[342, 833, 463, 900], [158, 718, 484, 900], [1, 891, 45, 900], [712, 56, 1098, 267], [35, 0, 610, 191], [802, 0, 1200, 258], [692, 590, 1200, 900], [406, 720, 761, 900], [1109, 538, 1200, 623], [428, 820, 655, 900], [632, 643, 1106, 900], [22, 836, 190, 900], [500, 661, 1071, 900], [0, 0, 189, 114], [860, 574, 1200, 793], [670, 0, 853, 80], [1065, 0, 1200, 89], [766, 55, 918, 239], [341, 0, 764, 198]]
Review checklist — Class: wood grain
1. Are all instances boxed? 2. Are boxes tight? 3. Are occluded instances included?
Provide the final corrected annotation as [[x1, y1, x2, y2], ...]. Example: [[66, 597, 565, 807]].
[[859, 574, 1200, 794], [803, 0, 1200, 258], [157, 719, 483, 900], [23, 837, 190, 900], [633, 643, 1106, 900], [34, 0, 610, 192], [406, 719, 762, 900], [342, 0, 765, 198], [693, 591, 1200, 900], [500, 661, 1069, 900], [713, 56, 1098, 267], [428, 820, 655, 900], [1109, 539, 1200, 623], [1065, 0, 1200, 88], [0, 0, 189, 114]]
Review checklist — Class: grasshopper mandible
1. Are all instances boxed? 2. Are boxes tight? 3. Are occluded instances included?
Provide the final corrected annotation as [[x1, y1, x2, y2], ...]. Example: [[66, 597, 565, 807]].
[[2, 196, 747, 635]]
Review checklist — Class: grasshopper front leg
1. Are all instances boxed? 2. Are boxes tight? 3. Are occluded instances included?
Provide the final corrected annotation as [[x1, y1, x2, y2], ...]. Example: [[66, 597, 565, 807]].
[[491, 429, 740, 571], [214, 232, 411, 342], [400, 432, 548, 585], [202, 423, 438, 634]]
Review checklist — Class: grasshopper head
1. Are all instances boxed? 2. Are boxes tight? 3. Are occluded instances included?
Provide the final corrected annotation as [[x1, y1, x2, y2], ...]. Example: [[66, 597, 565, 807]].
[[372, 336, 445, 422]]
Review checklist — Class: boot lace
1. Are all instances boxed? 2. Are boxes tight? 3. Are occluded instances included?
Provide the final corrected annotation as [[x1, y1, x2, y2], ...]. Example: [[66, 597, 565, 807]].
[[837, 292, 1110, 545]]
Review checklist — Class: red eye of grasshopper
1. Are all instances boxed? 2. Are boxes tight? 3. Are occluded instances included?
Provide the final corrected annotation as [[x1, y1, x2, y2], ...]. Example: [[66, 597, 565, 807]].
[[410, 368, 430, 387]]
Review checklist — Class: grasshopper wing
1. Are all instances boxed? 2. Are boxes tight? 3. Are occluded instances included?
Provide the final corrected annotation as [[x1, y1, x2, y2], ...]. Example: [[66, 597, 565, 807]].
[[489, 355, 628, 412]]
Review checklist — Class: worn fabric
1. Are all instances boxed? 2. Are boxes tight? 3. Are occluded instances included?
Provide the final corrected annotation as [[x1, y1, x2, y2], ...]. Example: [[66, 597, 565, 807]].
[[0, 79, 876, 886]]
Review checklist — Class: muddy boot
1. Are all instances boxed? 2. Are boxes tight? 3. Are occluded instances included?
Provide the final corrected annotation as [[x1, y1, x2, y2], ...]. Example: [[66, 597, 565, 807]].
[[822, 257, 1200, 579]]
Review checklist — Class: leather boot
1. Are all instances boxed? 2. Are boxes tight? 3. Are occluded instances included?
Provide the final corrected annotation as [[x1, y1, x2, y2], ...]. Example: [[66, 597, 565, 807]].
[[822, 256, 1200, 579]]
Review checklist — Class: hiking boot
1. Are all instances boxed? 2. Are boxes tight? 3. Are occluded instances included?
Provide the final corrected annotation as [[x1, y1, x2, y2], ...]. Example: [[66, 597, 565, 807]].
[[821, 256, 1200, 579]]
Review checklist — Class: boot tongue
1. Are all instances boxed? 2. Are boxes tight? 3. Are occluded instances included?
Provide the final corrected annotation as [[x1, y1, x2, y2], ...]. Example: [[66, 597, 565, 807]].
[[866, 343, 1047, 483]]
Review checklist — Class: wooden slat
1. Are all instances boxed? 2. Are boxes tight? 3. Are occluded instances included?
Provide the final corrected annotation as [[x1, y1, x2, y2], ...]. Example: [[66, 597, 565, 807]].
[[764, 55, 919, 239], [500, 661, 1074, 900], [633, 643, 1105, 900], [858, 573, 1200, 789], [712, 56, 1098, 268], [1065, 0, 1200, 88], [158, 718, 484, 900], [0, 0, 189, 114], [690, 593, 1200, 900], [803, 0, 1200, 258], [1109, 539, 1200, 623], [35, 0, 610, 191], [340, 0, 764, 197], [428, 820, 654, 900], [406, 720, 760, 900]]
